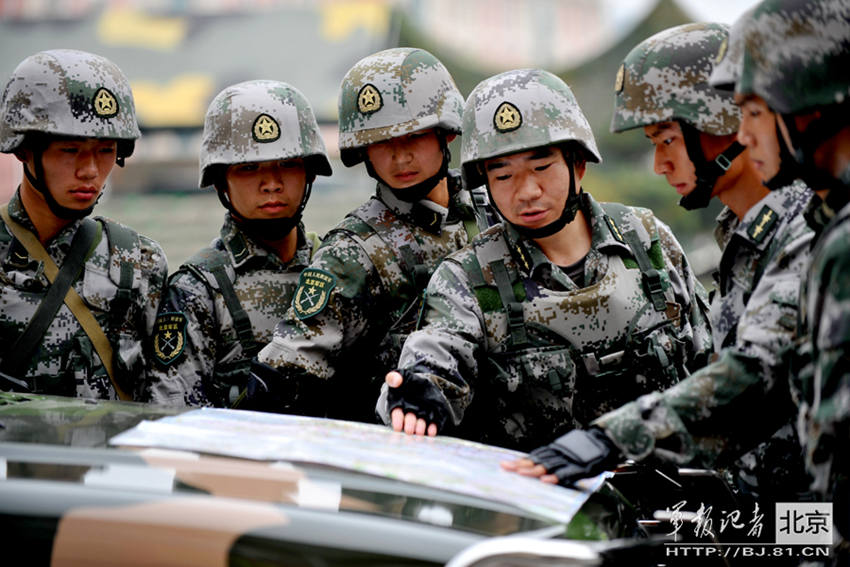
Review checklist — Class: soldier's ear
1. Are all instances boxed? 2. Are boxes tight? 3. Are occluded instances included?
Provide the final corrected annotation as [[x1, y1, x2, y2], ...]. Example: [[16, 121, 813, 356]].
[[13, 148, 32, 164], [574, 159, 587, 180], [445, 133, 457, 144]]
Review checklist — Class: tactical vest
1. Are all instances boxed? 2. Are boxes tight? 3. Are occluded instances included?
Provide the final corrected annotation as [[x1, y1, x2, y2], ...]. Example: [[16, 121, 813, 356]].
[[179, 230, 320, 407], [329, 192, 482, 371], [460, 203, 690, 451], [0, 216, 141, 395]]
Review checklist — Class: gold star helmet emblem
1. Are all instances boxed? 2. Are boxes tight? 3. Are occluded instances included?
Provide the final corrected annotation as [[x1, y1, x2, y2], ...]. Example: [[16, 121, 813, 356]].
[[614, 63, 625, 93], [252, 113, 280, 143], [357, 83, 382, 115], [92, 87, 118, 118], [493, 101, 522, 133], [715, 37, 728, 64]]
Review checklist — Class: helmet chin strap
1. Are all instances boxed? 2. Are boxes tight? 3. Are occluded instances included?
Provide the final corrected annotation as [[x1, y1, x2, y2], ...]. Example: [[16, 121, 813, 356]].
[[487, 148, 582, 240], [677, 120, 745, 210], [364, 134, 450, 203], [779, 107, 850, 195], [23, 151, 99, 221], [216, 178, 313, 243], [764, 118, 802, 191]]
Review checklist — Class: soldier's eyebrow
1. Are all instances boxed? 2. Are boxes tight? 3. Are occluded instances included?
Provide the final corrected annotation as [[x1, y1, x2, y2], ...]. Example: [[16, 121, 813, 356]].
[[734, 94, 759, 107], [645, 123, 674, 140], [486, 160, 508, 171]]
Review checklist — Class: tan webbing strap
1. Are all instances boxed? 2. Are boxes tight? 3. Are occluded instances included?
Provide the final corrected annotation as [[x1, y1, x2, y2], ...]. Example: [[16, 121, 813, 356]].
[[0, 205, 131, 400]]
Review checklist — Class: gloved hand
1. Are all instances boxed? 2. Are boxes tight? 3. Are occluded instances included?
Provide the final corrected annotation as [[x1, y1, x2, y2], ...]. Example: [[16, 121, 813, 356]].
[[385, 368, 451, 433], [528, 428, 622, 486], [234, 359, 293, 413], [239, 359, 328, 415]]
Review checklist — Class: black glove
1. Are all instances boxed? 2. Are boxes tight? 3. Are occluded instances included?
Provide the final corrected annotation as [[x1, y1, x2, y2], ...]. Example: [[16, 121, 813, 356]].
[[528, 428, 622, 486], [235, 359, 294, 413], [241, 359, 328, 416], [385, 368, 451, 432]]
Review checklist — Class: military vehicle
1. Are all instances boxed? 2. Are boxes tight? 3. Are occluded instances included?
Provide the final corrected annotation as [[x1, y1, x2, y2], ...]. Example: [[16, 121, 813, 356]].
[[1, 392, 748, 565]]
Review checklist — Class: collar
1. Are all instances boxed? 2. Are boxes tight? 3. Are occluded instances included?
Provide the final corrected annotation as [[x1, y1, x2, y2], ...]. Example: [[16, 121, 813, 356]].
[[585, 193, 635, 256], [376, 181, 452, 235], [8, 187, 82, 254], [502, 192, 630, 280], [219, 214, 312, 271]]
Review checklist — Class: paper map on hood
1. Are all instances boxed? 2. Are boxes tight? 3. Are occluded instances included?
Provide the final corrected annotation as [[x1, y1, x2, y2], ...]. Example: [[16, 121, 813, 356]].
[[110, 407, 609, 524]]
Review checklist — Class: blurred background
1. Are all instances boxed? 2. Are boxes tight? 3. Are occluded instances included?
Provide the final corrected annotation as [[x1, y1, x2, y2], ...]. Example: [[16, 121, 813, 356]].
[[0, 0, 760, 280]]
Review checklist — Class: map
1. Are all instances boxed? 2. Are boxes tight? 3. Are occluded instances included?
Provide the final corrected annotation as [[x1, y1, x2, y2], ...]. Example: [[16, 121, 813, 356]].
[[110, 408, 609, 524]]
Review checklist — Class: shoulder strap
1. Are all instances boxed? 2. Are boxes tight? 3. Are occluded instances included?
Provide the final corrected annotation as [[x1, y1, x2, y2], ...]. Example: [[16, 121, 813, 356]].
[[305, 231, 321, 259], [182, 248, 255, 356], [490, 258, 528, 347], [350, 198, 429, 290], [602, 203, 668, 313], [0, 205, 129, 400], [464, 236, 529, 347], [468, 186, 499, 235], [99, 219, 138, 327]]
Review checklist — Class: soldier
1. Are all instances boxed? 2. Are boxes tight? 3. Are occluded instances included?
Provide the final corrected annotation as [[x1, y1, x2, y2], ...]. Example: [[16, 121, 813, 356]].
[[379, 68, 713, 452], [0, 49, 168, 400], [252, 48, 487, 421], [730, 0, 850, 557], [505, 23, 815, 506], [145, 81, 331, 407]]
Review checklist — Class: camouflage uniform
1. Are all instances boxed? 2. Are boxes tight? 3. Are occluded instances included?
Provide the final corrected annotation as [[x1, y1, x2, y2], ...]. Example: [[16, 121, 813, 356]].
[[597, 23, 816, 501], [728, 0, 850, 555], [0, 50, 168, 399], [378, 69, 713, 452], [257, 48, 484, 421], [146, 80, 331, 407], [146, 216, 317, 407]]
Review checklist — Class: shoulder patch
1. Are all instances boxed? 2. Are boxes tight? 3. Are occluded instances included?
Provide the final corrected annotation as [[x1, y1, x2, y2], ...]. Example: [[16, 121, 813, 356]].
[[605, 215, 625, 244], [511, 241, 532, 273], [292, 268, 336, 320], [748, 205, 778, 243], [153, 312, 187, 366]]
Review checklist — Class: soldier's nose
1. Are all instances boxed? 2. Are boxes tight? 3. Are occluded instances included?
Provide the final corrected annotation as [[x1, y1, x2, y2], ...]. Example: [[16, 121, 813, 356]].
[[653, 149, 671, 175]]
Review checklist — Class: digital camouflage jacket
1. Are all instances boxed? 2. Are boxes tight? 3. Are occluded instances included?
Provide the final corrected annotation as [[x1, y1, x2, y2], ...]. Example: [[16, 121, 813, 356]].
[[795, 192, 850, 505], [146, 214, 315, 408], [258, 172, 482, 422], [0, 190, 168, 399], [380, 193, 713, 451], [596, 183, 814, 499]]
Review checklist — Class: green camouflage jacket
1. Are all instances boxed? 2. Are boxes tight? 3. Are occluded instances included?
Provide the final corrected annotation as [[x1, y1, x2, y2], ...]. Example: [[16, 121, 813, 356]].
[[0, 190, 168, 399], [379, 193, 713, 451], [145, 214, 315, 408], [795, 193, 850, 502], [596, 183, 814, 495], [257, 172, 481, 422]]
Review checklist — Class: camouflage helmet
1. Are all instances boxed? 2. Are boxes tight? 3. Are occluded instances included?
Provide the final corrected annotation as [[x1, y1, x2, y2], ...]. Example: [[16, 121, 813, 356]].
[[0, 49, 140, 159], [709, 7, 758, 92], [461, 69, 601, 189], [610, 23, 739, 136], [733, 0, 850, 115], [199, 80, 332, 188], [337, 47, 463, 167]]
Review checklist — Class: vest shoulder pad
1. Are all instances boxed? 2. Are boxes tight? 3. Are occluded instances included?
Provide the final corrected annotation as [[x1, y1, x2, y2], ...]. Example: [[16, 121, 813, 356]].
[[179, 246, 235, 291]]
